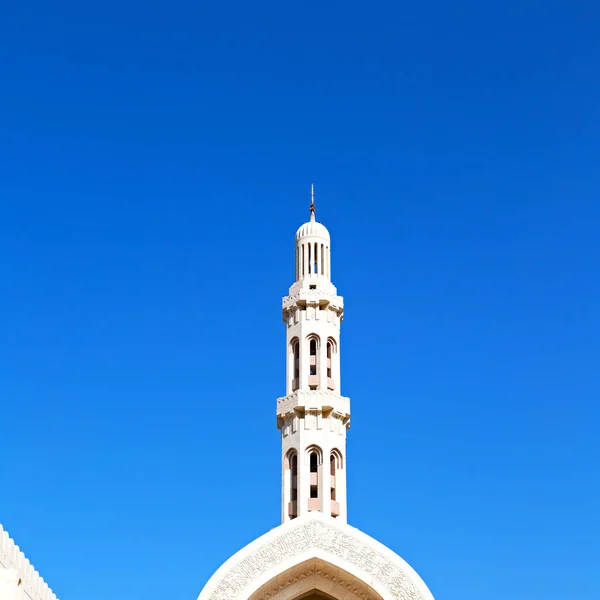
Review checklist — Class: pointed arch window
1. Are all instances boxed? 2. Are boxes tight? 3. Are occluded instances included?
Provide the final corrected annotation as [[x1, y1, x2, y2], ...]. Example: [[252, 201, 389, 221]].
[[326, 338, 336, 391], [330, 454, 336, 501], [291, 338, 300, 391], [286, 449, 298, 520], [330, 449, 343, 517], [308, 336, 319, 390], [306, 445, 322, 512], [309, 450, 319, 499]]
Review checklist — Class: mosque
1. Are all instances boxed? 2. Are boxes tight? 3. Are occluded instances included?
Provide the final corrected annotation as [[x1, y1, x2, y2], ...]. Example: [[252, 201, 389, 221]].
[[0, 194, 435, 600]]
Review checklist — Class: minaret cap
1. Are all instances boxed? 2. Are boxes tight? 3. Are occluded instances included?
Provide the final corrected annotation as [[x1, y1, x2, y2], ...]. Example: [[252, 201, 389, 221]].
[[296, 184, 330, 241]]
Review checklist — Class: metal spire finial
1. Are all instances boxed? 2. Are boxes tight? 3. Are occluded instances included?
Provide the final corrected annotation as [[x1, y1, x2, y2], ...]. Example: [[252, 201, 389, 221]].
[[310, 184, 315, 221]]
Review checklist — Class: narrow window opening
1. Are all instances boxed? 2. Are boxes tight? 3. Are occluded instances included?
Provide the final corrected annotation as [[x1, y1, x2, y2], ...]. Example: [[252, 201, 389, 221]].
[[309, 284, 316, 290], [291, 454, 298, 501], [292, 340, 300, 391], [309, 339, 317, 376], [314, 242, 318, 274], [309, 451, 319, 499], [330, 455, 336, 501], [302, 244, 305, 277], [288, 452, 298, 519], [321, 243, 324, 276], [327, 341, 332, 378], [308, 243, 312, 274]]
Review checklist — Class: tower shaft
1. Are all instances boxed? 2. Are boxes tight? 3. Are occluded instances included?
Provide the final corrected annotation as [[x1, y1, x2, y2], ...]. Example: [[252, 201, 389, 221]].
[[277, 205, 350, 523]]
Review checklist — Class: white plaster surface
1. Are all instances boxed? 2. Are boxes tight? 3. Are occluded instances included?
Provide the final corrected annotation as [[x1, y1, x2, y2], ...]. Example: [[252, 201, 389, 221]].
[[196, 512, 434, 600]]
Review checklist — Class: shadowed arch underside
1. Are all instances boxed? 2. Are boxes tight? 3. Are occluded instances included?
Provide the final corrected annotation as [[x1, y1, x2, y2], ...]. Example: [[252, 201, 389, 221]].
[[248, 558, 384, 600]]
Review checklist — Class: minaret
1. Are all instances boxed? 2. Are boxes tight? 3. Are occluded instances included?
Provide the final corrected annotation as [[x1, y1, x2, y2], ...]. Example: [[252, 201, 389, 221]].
[[198, 190, 436, 600], [277, 188, 350, 523]]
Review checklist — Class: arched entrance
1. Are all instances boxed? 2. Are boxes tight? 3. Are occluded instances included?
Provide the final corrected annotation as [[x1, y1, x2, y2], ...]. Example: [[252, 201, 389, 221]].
[[248, 558, 384, 600]]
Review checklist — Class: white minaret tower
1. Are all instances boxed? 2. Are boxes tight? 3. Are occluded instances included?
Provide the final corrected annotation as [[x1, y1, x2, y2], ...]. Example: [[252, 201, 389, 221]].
[[277, 187, 350, 523], [198, 188, 436, 600]]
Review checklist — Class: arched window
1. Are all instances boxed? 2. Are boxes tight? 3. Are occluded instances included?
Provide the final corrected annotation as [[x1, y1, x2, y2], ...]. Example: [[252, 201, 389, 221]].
[[326, 338, 336, 390], [330, 454, 336, 501], [306, 445, 322, 510], [307, 336, 319, 390], [291, 339, 300, 391], [286, 450, 298, 519], [291, 453, 298, 502], [309, 451, 318, 498], [330, 449, 343, 517]]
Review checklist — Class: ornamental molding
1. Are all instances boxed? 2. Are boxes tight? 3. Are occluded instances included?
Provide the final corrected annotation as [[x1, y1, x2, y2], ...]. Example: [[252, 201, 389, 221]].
[[282, 290, 344, 312], [199, 514, 433, 600], [276, 390, 351, 418], [253, 561, 378, 600]]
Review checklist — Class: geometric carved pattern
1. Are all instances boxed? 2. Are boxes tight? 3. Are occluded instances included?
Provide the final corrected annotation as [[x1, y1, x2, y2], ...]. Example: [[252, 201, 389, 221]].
[[207, 519, 426, 600], [252, 560, 378, 599]]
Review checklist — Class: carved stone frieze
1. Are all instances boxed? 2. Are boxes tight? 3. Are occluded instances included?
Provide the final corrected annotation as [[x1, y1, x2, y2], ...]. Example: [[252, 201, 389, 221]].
[[207, 519, 426, 600], [253, 562, 378, 600]]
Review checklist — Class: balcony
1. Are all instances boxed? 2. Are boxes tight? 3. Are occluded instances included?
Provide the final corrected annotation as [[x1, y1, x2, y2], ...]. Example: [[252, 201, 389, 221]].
[[308, 375, 318, 388], [307, 498, 320, 511]]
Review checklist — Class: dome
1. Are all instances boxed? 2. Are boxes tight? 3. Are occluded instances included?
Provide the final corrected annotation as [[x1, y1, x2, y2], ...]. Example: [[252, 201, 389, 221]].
[[295, 213, 330, 242]]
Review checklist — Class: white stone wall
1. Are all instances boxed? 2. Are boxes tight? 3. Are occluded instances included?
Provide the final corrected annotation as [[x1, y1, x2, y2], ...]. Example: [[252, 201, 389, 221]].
[[0, 525, 58, 600]]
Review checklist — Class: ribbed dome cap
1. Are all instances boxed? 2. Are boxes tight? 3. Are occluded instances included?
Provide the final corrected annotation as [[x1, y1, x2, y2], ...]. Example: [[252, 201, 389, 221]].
[[295, 212, 330, 242]]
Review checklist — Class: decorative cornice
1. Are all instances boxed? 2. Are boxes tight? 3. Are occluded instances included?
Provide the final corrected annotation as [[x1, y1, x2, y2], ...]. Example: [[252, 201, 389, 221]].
[[282, 289, 344, 313], [0, 524, 59, 600], [277, 390, 350, 419]]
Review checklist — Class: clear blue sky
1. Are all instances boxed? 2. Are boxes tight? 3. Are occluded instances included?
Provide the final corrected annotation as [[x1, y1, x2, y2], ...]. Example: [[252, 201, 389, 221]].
[[1, 2, 598, 599]]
